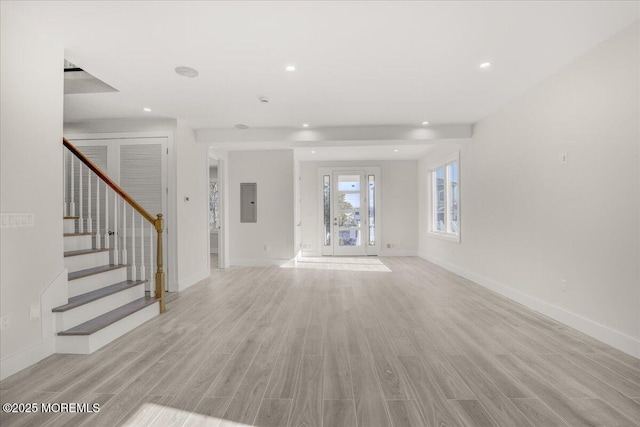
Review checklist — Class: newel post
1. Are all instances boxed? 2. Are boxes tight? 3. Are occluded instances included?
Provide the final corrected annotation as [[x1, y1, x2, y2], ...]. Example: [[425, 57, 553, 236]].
[[154, 213, 166, 313]]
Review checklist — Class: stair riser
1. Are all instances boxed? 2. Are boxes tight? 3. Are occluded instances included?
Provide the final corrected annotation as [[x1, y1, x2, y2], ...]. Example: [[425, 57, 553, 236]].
[[56, 301, 159, 354], [64, 235, 93, 252], [63, 218, 76, 234], [69, 268, 127, 298], [65, 252, 111, 274], [55, 285, 145, 331]]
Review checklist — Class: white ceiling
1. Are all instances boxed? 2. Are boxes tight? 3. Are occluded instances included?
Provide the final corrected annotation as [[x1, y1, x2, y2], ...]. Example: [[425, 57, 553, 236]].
[[3, 1, 638, 135]]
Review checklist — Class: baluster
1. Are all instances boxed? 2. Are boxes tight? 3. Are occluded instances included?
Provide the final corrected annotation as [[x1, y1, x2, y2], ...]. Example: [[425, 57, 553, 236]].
[[131, 207, 137, 281], [140, 215, 146, 284], [78, 162, 84, 233], [149, 222, 154, 297], [122, 202, 128, 267], [96, 177, 101, 248], [70, 155, 76, 217], [87, 170, 92, 233], [104, 184, 109, 250], [113, 194, 119, 265], [63, 151, 67, 216]]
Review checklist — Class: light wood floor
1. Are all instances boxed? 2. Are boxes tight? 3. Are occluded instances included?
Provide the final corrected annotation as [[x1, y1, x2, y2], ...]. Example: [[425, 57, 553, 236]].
[[2, 257, 640, 427]]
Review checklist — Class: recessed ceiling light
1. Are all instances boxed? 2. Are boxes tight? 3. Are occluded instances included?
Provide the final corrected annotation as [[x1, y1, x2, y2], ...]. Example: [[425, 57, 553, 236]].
[[421, 121, 429, 126], [479, 62, 492, 69], [311, 150, 316, 154], [175, 66, 199, 78], [143, 108, 151, 112], [285, 65, 296, 72], [302, 124, 309, 128], [393, 149, 399, 153]]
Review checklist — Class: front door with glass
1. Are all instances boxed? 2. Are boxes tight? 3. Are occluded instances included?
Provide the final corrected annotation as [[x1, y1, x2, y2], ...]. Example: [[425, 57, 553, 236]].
[[320, 168, 379, 256], [334, 172, 365, 255]]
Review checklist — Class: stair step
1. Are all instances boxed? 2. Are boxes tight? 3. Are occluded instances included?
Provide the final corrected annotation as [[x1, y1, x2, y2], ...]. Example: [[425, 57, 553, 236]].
[[64, 232, 95, 237], [64, 248, 110, 258], [58, 297, 158, 336], [53, 280, 145, 312], [69, 264, 126, 281], [63, 216, 79, 219]]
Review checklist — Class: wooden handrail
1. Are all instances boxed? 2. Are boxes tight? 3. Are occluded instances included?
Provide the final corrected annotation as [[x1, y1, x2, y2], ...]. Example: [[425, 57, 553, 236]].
[[63, 137, 165, 313], [63, 137, 156, 226]]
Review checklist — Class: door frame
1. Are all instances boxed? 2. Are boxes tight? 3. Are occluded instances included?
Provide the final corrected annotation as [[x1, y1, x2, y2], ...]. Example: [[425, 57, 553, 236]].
[[318, 166, 381, 256], [65, 131, 176, 291]]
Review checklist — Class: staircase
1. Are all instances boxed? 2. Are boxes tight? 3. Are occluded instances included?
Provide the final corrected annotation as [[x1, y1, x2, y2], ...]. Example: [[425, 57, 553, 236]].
[[55, 138, 165, 354]]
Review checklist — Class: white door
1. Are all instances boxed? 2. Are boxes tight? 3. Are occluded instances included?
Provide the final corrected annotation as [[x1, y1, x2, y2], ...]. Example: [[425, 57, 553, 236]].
[[333, 171, 366, 256], [69, 137, 169, 289], [320, 168, 379, 256]]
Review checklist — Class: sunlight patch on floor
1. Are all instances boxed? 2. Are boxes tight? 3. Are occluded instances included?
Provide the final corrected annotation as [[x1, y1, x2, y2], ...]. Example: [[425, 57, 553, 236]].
[[281, 256, 391, 272], [122, 403, 254, 427]]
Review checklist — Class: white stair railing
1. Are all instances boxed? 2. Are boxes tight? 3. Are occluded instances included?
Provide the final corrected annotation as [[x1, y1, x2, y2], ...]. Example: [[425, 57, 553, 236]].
[[78, 161, 83, 233], [96, 177, 101, 249], [70, 154, 76, 217], [113, 194, 119, 265], [63, 137, 165, 313]]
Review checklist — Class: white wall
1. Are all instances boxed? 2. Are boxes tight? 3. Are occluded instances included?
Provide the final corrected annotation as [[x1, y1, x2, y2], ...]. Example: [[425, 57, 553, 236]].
[[419, 23, 640, 356], [64, 118, 178, 134], [300, 160, 418, 256], [0, 14, 65, 379], [229, 150, 294, 264], [175, 123, 209, 289]]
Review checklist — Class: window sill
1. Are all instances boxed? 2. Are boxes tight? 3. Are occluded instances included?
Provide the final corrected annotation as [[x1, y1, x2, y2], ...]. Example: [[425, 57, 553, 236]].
[[427, 231, 460, 243]]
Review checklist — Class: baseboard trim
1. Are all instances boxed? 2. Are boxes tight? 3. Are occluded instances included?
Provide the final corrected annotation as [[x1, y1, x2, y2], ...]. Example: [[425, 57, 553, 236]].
[[418, 252, 640, 359], [1, 268, 68, 381], [379, 250, 419, 257], [230, 258, 291, 267], [177, 269, 210, 292], [300, 251, 322, 257]]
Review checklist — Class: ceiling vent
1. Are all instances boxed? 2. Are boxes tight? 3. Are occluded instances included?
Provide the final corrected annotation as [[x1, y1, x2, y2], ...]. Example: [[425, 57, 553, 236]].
[[64, 60, 118, 94]]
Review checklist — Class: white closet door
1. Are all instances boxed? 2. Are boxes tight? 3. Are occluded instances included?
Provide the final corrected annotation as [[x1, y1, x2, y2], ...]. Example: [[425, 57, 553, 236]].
[[120, 142, 166, 284], [68, 136, 168, 288]]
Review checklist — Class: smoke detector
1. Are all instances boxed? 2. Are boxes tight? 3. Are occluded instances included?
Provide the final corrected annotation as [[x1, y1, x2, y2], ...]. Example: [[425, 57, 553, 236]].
[[175, 66, 199, 78], [258, 96, 269, 104], [235, 124, 249, 130]]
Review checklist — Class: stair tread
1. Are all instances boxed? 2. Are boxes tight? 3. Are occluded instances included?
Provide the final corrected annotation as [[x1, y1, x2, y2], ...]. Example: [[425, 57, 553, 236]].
[[69, 264, 126, 280], [52, 280, 146, 312], [64, 232, 95, 236], [57, 296, 158, 336], [63, 216, 79, 219], [64, 248, 110, 257]]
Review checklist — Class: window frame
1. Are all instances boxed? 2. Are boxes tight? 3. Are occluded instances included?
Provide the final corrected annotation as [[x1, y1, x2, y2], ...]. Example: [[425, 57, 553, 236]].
[[427, 152, 461, 243]]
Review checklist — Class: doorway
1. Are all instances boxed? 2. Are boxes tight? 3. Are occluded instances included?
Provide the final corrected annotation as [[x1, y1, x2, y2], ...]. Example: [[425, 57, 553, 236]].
[[208, 155, 224, 269], [320, 167, 380, 256]]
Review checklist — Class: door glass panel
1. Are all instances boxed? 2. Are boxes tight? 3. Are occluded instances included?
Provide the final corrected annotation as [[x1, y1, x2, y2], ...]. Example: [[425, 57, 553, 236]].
[[448, 162, 459, 233], [339, 230, 360, 246], [323, 175, 331, 246], [335, 173, 363, 250], [339, 192, 360, 209], [338, 175, 360, 191], [433, 167, 446, 232], [368, 175, 375, 245], [339, 211, 360, 227]]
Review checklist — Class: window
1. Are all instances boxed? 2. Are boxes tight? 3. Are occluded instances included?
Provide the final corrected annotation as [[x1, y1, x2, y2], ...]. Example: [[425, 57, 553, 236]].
[[209, 182, 219, 231], [429, 154, 460, 241], [323, 175, 331, 246]]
